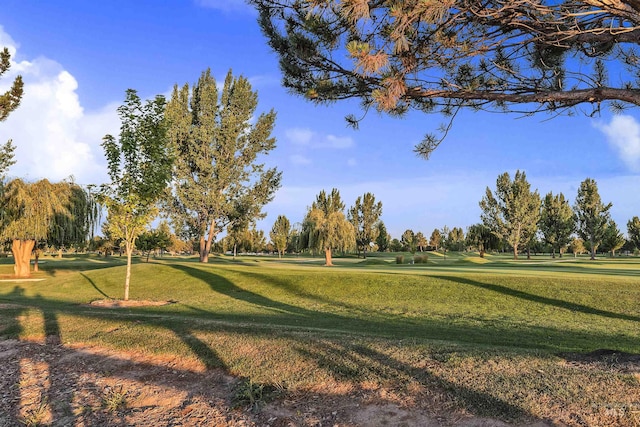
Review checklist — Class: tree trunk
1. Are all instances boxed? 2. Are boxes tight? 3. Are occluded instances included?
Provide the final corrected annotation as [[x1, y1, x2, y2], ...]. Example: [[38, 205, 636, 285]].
[[200, 220, 217, 263], [363, 245, 367, 259], [34, 252, 39, 272], [233, 243, 237, 259], [124, 242, 133, 301], [513, 246, 519, 260], [57, 248, 63, 259], [552, 248, 556, 259], [324, 247, 333, 266], [479, 249, 485, 258], [12, 239, 34, 278], [199, 236, 208, 262], [526, 247, 531, 260], [590, 238, 596, 260]]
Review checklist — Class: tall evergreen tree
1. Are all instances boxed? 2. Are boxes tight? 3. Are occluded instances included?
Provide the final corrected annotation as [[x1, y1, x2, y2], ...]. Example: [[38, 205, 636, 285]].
[[573, 178, 612, 260], [480, 171, 541, 260], [375, 221, 390, 252], [270, 215, 291, 258], [166, 69, 281, 263], [348, 192, 382, 258], [539, 192, 575, 258], [628, 216, 640, 251], [302, 188, 354, 266], [100, 89, 173, 300], [601, 219, 625, 257]]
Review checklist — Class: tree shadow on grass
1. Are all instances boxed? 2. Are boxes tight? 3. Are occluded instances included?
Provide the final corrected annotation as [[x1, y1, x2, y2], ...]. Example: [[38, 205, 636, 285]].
[[432, 275, 640, 323], [295, 338, 535, 423]]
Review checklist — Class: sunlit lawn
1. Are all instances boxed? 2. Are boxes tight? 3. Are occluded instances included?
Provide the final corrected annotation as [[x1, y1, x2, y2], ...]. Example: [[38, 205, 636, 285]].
[[1, 251, 639, 425]]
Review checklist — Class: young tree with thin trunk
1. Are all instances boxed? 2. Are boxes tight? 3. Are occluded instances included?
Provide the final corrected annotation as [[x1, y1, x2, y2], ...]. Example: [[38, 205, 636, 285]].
[[166, 69, 281, 263], [569, 238, 587, 258], [270, 215, 291, 258], [100, 89, 173, 301], [348, 192, 382, 259], [573, 178, 612, 261], [302, 189, 355, 266], [539, 192, 575, 258], [480, 171, 541, 260], [415, 232, 427, 252]]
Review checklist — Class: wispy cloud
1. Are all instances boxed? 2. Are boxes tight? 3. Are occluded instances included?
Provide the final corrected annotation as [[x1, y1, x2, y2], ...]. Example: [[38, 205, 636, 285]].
[[289, 154, 312, 165], [594, 115, 640, 172], [194, 0, 255, 14], [285, 127, 355, 149]]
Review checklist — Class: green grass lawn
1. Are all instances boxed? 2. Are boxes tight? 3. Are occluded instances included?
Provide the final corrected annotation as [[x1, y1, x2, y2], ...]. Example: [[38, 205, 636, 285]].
[[1, 252, 639, 425]]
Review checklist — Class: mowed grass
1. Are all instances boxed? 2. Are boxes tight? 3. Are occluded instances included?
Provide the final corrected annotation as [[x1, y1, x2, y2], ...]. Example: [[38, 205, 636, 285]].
[[1, 252, 639, 425]]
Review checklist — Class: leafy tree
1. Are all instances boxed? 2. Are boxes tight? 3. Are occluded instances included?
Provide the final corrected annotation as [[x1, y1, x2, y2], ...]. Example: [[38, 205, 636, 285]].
[[601, 219, 625, 257], [466, 223, 499, 258], [569, 237, 587, 258], [227, 221, 251, 258], [302, 188, 355, 266], [348, 192, 382, 258], [375, 221, 390, 252], [539, 192, 575, 258], [429, 229, 442, 251], [400, 229, 416, 253], [628, 216, 640, 251], [480, 171, 541, 260], [100, 89, 173, 300], [415, 232, 427, 252], [1, 179, 96, 277], [252, 2, 640, 157], [573, 178, 612, 260], [448, 227, 465, 251], [389, 238, 402, 253], [166, 69, 281, 263], [136, 223, 172, 262], [270, 215, 291, 258]]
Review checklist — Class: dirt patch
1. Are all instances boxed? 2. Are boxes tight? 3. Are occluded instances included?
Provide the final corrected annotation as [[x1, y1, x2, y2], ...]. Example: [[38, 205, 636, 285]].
[[88, 299, 175, 308], [0, 338, 553, 426]]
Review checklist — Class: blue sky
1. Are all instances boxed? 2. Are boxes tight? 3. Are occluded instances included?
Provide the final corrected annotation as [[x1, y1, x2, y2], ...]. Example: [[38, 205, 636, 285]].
[[0, 0, 639, 239]]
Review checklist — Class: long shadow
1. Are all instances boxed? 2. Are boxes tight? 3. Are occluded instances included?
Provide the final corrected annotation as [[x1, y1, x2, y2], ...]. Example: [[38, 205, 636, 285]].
[[433, 275, 640, 323], [295, 339, 536, 422], [80, 273, 112, 299]]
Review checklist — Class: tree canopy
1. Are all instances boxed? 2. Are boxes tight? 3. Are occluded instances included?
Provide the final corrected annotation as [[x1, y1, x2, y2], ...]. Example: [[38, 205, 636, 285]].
[[252, 1, 640, 157], [270, 214, 291, 258], [166, 69, 281, 263], [573, 177, 611, 260], [480, 170, 541, 260], [0, 47, 23, 123], [539, 192, 575, 258], [348, 192, 382, 258]]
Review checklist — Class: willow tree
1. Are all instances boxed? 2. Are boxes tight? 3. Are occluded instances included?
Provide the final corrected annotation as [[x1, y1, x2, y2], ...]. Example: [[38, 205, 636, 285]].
[[252, 1, 640, 157], [100, 89, 173, 300], [480, 171, 541, 260], [348, 192, 382, 258], [166, 69, 281, 263], [0, 179, 96, 277], [302, 189, 355, 266], [573, 178, 611, 260]]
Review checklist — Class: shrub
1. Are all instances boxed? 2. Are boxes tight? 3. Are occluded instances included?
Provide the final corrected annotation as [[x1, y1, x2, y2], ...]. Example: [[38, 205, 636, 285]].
[[414, 255, 428, 264], [395, 255, 404, 264]]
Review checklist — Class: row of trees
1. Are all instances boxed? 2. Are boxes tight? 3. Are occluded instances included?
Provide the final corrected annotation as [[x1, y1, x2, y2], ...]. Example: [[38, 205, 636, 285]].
[[479, 171, 634, 260]]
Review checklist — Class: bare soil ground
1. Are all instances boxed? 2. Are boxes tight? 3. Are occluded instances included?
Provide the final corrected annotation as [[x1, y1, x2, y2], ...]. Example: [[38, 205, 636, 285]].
[[0, 338, 553, 427]]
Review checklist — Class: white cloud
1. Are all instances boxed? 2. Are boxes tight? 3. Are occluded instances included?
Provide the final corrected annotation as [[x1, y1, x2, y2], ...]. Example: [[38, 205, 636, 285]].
[[195, 0, 255, 14], [290, 154, 311, 165], [595, 115, 640, 172], [0, 27, 116, 185], [284, 127, 355, 149]]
